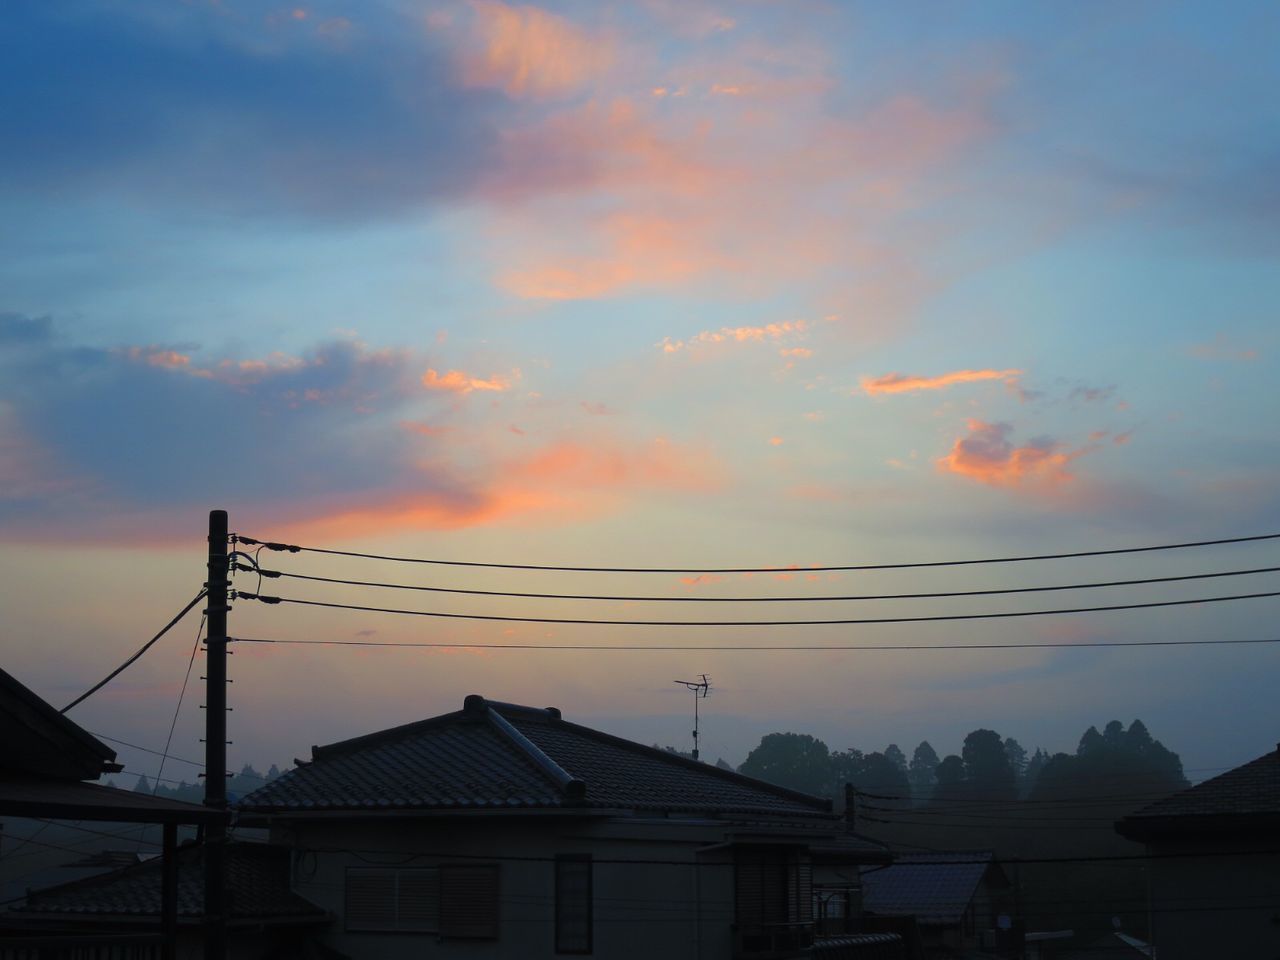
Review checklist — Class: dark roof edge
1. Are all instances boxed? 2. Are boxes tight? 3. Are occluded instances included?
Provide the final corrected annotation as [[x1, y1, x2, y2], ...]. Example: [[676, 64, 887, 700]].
[[514, 711, 832, 813], [310, 708, 469, 760], [1116, 811, 1280, 842], [0, 667, 117, 769], [481, 699, 585, 801]]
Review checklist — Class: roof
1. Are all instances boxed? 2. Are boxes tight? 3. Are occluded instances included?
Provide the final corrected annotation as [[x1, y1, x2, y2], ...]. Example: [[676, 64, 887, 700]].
[[811, 832, 895, 865], [861, 852, 1006, 926], [0, 667, 118, 781], [0, 775, 223, 825], [10, 842, 325, 923], [239, 694, 833, 819], [1116, 745, 1280, 841]]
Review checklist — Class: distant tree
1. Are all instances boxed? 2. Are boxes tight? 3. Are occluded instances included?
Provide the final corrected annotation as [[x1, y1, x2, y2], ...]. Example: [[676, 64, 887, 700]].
[[933, 754, 966, 802], [884, 744, 908, 774], [1030, 719, 1187, 802], [831, 749, 910, 804], [963, 729, 1017, 801], [740, 733, 832, 797], [909, 741, 940, 801], [1024, 747, 1049, 795], [133, 774, 152, 794], [1004, 737, 1028, 782], [267, 764, 283, 781]]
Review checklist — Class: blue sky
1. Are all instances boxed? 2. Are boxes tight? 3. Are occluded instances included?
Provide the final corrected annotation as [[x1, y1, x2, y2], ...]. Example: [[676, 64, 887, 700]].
[[1, 0, 1277, 781]]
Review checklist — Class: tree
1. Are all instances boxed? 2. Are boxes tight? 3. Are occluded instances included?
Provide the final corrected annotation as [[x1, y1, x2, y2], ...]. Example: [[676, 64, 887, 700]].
[[933, 754, 966, 802], [1004, 737, 1028, 783], [1030, 719, 1187, 802], [963, 729, 1017, 801], [1024, 747, 1049, 795], [267, 764, 283, 781], [909, 741, 939, 802], [831, 749, 910, 805], [739, 733, 832, 797], [133, 774, 152, 794], [884, 744, 908, 774]]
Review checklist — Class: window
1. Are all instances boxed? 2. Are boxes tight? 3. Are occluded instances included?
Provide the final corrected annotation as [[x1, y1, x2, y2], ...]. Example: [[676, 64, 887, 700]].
[[345, 864, 499, 938], [555, 855, 592, 954], [346, 868, 439, 932]]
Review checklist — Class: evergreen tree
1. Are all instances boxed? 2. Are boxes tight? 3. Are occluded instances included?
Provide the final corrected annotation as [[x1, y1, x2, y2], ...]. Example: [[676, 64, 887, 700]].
[[884, 744, 908, 774], [133, 774, 152, 794], [909, 741, 939, 802], [1004, 737, 1028, 782], [1024, 747, 1049, 795], [933, 754, 967, 802], [962, 729, 1017, 801]]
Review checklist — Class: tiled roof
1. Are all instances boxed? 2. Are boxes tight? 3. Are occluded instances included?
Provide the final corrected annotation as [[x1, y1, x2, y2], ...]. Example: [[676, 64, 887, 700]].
[[11, 842, 324, 921], [239, 695, 833, 819], [861, 852, 1001, 926], [1116, 746, 1280, 839]]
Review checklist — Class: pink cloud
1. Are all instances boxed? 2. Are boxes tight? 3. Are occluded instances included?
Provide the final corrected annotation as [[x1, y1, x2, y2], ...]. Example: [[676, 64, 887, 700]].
[[660, 320, 809, 354], [936, 420, 1083, 490], [861, 368, 1021, 396], [421, 368, 518, 394], [454, 1, 613, 100]]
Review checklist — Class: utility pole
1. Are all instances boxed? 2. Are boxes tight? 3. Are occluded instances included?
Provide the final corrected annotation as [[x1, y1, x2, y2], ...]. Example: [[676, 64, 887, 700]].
[[673, 675, 710, 761], [204, 510, 229, 960]]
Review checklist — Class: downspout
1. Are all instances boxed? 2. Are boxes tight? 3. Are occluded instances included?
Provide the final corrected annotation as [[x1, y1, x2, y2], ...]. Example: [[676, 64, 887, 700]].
[[694, 853, 702, 960]]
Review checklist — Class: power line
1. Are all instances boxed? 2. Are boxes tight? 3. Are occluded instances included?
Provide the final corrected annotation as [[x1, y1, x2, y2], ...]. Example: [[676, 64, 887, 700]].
[[60, 590, 208, 714], [233, 530, 1280, 574], [230, 635, 1280, 652], [243, 562, 1280, 604], [152, 612, 206, 796], [231, 588, 1280, 627]]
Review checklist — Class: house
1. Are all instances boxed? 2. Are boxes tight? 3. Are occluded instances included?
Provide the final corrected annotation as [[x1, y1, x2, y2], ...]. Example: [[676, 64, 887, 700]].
[[859, 851, 1009, 957], [0, 665, 222, 958], [236, 694, 847, 960], [1115, 742, 1280, 960], [8, 840, 330, 959]]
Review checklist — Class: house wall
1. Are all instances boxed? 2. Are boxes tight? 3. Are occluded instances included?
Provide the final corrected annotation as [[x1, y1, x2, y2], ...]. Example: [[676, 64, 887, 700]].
[[274, 815, 744, 960], [1145, 837, 1280, 960]]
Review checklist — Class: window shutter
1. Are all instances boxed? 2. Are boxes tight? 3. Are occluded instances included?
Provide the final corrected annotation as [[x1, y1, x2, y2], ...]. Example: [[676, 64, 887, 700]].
[[345, 869, 397, 931], [555, 856, 593, 954], [399, 869, 441, 930], [440, 864, 500, 939]]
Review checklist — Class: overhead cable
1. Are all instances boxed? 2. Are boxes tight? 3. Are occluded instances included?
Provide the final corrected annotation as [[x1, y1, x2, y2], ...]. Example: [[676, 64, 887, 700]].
[[231, 587, 1280, 627], [230, 635, 1280, 652], [232, 531, 1280, 574], [242, 562, 1280, 603], [60, 590, 208, 714]]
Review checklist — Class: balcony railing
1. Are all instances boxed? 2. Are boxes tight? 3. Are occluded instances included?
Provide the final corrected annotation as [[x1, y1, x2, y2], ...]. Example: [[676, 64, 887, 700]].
[[0, 933, 163, 960]]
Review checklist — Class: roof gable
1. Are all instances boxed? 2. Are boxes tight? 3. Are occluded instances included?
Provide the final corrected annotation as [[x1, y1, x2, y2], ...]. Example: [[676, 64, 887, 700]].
[[0, 667, 117, 781], [239, 695, 832, 819], [1117, 745, 1280, 839], [861, 852, 1004, 925]]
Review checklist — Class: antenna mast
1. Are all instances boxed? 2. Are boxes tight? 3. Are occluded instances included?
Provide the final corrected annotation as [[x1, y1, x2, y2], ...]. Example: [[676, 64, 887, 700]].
[[673, 674, 711, 761]]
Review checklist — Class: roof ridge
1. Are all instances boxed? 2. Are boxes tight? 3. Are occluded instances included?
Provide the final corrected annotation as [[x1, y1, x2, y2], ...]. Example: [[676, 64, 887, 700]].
[[479, 698, 585, 801], [1127, 748, 1280, 819], [310, 708, 468, 760], [513, 712, 832, 813]]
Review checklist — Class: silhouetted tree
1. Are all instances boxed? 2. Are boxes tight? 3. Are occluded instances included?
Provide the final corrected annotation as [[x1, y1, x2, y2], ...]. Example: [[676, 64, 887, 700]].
[[963, 729, 1017, 801], [884, 744, 908, 774], [1030, 719, 1187, 802], [831, 749, 910, 804], [1004, 737, 1028, 783], [740, 732, 832, 797], [909, 741, 939, 802], [133, 774, 152, 794], [1024, 747, 1049, 796], [933, 754, 966, 802]]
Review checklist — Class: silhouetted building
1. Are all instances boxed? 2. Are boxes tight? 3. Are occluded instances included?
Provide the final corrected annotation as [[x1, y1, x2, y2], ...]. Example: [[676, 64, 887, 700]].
[[1116, 743, 1280, 960], [237, 694, 848, 959]]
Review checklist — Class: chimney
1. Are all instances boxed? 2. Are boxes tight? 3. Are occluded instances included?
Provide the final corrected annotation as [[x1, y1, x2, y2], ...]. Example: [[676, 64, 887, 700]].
[[844, 782, 857, 833]]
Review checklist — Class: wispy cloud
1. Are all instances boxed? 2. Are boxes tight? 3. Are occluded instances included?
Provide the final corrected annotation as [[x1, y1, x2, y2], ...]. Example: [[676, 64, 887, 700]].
[[421, 368, 519, 394], [660, 320, 809, 354], [861, 368, 1021, 396]]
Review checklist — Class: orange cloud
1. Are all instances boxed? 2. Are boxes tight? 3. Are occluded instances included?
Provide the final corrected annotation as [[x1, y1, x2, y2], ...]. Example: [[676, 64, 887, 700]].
[[861, 368, 1021, 396], [421, 368, 518, 394], [936, 420, 1081, 490], [660, 320, 809, 354], [274, 435, 725, 541], [457, 1, 612, 99]]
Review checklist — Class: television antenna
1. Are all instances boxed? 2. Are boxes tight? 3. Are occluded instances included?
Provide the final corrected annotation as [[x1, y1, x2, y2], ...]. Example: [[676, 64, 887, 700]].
[[673, 675, 711, 761]]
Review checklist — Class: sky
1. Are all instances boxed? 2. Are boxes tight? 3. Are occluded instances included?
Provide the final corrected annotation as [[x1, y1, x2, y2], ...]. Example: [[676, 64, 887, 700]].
[[2, 0, 1278, 788]]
